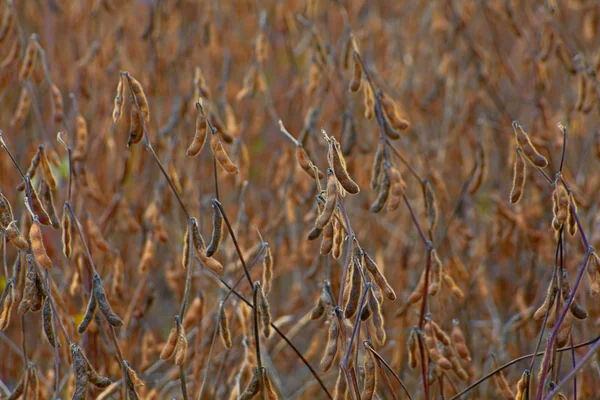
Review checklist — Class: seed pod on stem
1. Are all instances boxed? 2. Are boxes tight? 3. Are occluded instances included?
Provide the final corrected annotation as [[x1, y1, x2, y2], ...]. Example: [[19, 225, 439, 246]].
[[319, 314, 340, 373], [112, 73, 124, 123], [510, 147, 526, 204], [370, 164, 390, 213], [0, 192, 13, 228], [18, 34, 38, 81], [512, 122, 548, 167], [206, 200, 224, 257], [10, 87, 31, 127], [78, 292, 97, 334], [30, 221, 52, 269], [211, 134, 239, 174], [92, 273, 123, 327], [361, 342, 377, 400], [363, 250, 396, 300], [378, 91, 410, 132], [451, 319, 471, 361], [126, 73, 150, 121], [6, 221, 28, 250], [560, 270, 587, 319], [218, 301, 232, 349], [42, 296, 58, 347], [50, 83, 64, 125], [491, 355, 515, 399], [314, 169, 338, 230], [72, 114, 88, 161], [0, 280, 15, 330], [329, 136, 359, 194], [186, 102, 208, 157], [424, 320, 452, 370], [239, 367, 261, 400], [62, 205, 72, 257], [349, 51, 363, 92]]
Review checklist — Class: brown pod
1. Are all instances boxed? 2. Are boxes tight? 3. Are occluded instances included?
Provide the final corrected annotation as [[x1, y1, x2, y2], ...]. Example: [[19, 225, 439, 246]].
[[0, 280, 15, 330], [369, 291, 386, 346], [182, 224, 192, 269], [379, 91, 410, 132], [30, 222, 52, 269], [62, 205, 72, 257], [206, 201, 224, 257], [112, 73, 124, 123], [27, 363, 40, 398], [314, 169, 338, 230], [363, 251, 396, 300], [78, 293, 97, 334], [10, 87, 31, 127], [343, 257, 362, 319], [29, 184, 52, 226], [567, 193, 578, 236], [128, 107, 144, 146], [430, 320, 451, 346], [174, 324, 188, 365], [515, 370, 530, 400], [88, 366, 112, 389], [361, 343, 377, 400], [18, 34, 37, 81], [256, 283, 272, 338], [370, 165, 390, 213], [0, 8, 14, 44], [552, 184, 570, 230], [510, 148, 526, 203], [1, 37, 20, 69], [296, 144, 323, 179], [198, 250, 224, 273], [48, 82, 65, 125], [72, 114, 88, 161], [190, 217, 205, 255], [422, 180, 437, 230], [87, 216, 109, 252], [320, 220, 334, 255], [239, 367, 261, 400], [92, 273, 123, 327], [71, 343, 90, 400], [123, 360, 142, 388], [560, 271, 587, 319], [218, 301, 232, 349], [211, 134, 239, 174], [333, 367, 348, 400], [18, 256, 39, 315], [407, 328, 419, 369], [349, 51, 363, 93], [319, 316, 339, 373], [39, 147, 57, 190], [17, 147, 42, 192], [42, 296, 58, 347], [330, 139, 359, 194], [236, 65, 257, 101], [263, 370, 278, 400], [160, 325, 178, 360], [491, 356, 515, 399], [387, 165, 406, 211], [444, 345, 469, 381], [127, 73, 150, 121], [424, 321, 452, 370], [39, 180, 60, 229], [331, 218, 344, 259], [468, 142, 486, 195], [262, 245, 274, 295], [533, 279, 558, 321], [0, 192, 13, 228], [186, 102, 208, 157], [512, 122, 548, 167]]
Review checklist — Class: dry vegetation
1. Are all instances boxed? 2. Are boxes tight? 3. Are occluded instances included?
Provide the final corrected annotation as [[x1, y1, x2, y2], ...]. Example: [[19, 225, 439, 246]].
[[1, 0, 600, 399]]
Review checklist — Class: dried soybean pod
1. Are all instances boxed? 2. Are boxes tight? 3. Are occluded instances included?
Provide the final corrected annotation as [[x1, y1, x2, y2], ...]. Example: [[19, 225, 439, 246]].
[[262, 245, 274, 295], [315, 169, 338, 230], [88, 366, 112, 389], [16, 147, 42, 192], [575, 73, 587, 112], [451, 319, 471, 361], [510, 148, 526, 204], [123, 360, 142, 388], [72, 114, 88, 161], [211, 134, 239, 174], [295, 143, 323, 179], [349, 51, 363, 92], [71, 343, 89, 400], [186, 102, 208, 157], [567, 192, 577, 236], [206, 200, 224, 257], [18, 256, 38, 315], [29, 184, 52, 226], [552, 184, 570, 230], [78, 293, 97, 334], [198, 250, 224, 274], [218, 301, 232, 349], [369, 291, 386, 346], [127, 73, 150, 121], [534, 279, 558, 321], [263, 370, 278, 400], [560, 271, 587, 319], [320, 220, 334, 255], [0, 7, 13, 44], [363, 250, 396, 300], [424, 321, 452, 370], [50, 82, 64, 125], [333, 367, 348, 400], [443, 345, 469, 381], [0, 192, 13, 228], [160, 325, 178, 360], [174, 324, 188, 365], [515, 370, 530, 400], [491, 356, 515, 399], [256, 283, 272, 337], [363, 82, 375, 119], [27, 363, 39, 399], [378, 91, 410, 132], [42, 296, 58, 347], [128, 107, 143, 146], [182, 224, 191, 269], [92, 273, 123, 327], [0, 280, 15, 330], [319, 315, 339, 373], [468, 141, 486, 195], [343, 257, 362, 319], [18, 34, 37, 81], [370, 165, 390, 213], [190, 217, 205, 255], [39, 147, 57, 189], [361, 342, 377, 400], [407, 328, 418, 369], [7, 373, 25, 399], [10, 86, 31, 127], [1, 37, 20, 70], [330, 138, 360, 194], [422, 179, 437, 230], [62, 205, 72, 257], [87, 215, 109, 252], [387, 165, 406, 212], [112, 73, 124, 123], [311, 281, 333, 320], [30, 222, 52, 269], [331, 218, 344, 259], [38, 181, 59, 229], [430, 320, 451, 346], [512, 122, 548, 167], [239, 367, 260, 400], [6, 221, 28, 250]]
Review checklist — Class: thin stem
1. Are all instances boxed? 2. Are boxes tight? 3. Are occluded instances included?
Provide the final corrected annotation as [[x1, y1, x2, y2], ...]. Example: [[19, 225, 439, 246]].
[[365, 341, 412, 400]]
